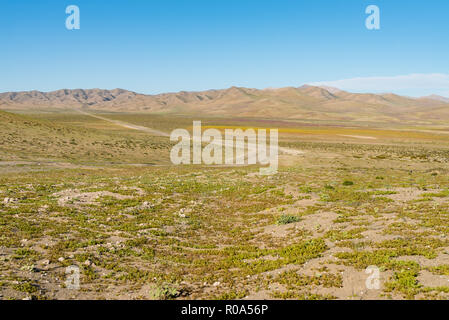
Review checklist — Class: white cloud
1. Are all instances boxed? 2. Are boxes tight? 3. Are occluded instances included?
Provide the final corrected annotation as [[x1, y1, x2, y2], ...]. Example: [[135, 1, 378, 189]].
[[309, 73, 449, 97]]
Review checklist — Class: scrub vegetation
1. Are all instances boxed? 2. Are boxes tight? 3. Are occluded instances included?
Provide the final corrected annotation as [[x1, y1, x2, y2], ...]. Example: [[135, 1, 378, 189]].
[[0, 110, 448, 300]]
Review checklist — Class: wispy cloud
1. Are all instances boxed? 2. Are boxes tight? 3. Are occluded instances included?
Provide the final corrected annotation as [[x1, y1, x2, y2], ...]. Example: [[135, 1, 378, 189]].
[[309, 73, 449, 97]]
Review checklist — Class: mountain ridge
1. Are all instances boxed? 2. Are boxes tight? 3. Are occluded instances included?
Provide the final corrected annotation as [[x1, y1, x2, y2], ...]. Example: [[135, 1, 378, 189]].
[[1, 86, 449, 122]]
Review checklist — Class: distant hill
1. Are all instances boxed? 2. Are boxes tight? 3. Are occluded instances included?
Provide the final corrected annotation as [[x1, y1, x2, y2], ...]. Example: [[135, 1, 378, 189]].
[[423, 94, 449, 103], [1, 86, 449, 123]]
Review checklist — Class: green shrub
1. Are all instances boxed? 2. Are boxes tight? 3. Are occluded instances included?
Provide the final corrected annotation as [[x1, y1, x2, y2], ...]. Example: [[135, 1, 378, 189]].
[[149, 284, 180, 300], [276, 214, 300, 225]]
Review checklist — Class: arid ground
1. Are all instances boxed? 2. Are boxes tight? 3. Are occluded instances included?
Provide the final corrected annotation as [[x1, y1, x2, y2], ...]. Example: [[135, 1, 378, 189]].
[[1, 94, 449, 300]]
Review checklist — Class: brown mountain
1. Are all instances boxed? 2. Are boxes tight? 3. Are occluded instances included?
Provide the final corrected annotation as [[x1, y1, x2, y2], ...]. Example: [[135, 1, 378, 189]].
[[1, 86, 449, 123], [423, 94, 449, 103]]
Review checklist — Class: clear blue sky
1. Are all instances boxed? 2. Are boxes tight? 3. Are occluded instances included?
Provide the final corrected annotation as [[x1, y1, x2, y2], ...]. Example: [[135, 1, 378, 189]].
[[1, 0, 449, 96]]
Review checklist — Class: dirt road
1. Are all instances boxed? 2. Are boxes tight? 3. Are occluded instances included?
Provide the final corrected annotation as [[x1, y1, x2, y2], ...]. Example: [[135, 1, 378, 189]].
[[76, 109, 304, 158]]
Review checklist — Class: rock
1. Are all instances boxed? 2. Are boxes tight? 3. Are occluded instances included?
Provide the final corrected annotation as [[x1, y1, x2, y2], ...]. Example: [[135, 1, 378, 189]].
[[42, 259, 50, 265], [213, 281, 220, 287], [58, 257, 65, 262], [38, 205, 49, 213], [3, 197, 17, 204], [84, 260, 92, 266]]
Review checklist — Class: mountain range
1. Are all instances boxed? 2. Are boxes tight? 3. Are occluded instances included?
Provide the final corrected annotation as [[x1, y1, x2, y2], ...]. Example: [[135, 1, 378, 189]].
[[1, 85, 449, 123]]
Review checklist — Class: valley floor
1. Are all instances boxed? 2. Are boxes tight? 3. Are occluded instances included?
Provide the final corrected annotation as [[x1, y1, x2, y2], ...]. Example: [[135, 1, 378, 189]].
[[1, 112, 449, 300]]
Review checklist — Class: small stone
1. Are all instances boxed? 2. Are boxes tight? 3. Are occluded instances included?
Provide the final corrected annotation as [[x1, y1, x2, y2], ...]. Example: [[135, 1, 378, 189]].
[[213, 281, 220, 287], [3, 197, 16, 204], [58, 257, 65, 262], [84, 260, 92, 266], [38, 205, 49, 213]]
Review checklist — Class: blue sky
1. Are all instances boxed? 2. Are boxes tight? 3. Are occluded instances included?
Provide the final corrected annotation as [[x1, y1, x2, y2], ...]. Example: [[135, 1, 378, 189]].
[[1, 0, 448, 96]]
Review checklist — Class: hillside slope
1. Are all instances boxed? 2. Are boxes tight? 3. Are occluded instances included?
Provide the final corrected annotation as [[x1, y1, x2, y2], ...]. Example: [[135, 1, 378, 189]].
[[0, 110, 171, 163]]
